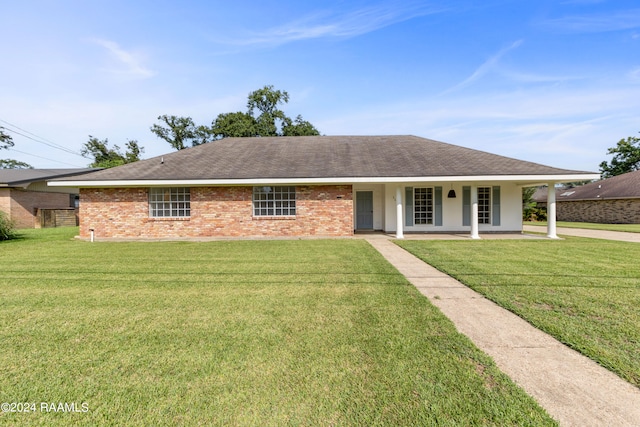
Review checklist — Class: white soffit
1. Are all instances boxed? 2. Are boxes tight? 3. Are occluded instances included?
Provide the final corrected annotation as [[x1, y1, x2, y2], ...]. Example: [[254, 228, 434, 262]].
[[48, 173, 601, 188]]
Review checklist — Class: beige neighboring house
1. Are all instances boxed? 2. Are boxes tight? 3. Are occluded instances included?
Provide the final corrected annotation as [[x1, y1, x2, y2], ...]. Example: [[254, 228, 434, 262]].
[[554, 170, 640, 224], [0, 169, 96, 228]]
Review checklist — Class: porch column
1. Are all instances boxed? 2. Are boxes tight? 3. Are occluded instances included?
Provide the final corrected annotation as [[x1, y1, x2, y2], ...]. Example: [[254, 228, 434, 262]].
[[396, 186, 404, 239], [547, 182, 558, 239], [470, 185, 480, 239]]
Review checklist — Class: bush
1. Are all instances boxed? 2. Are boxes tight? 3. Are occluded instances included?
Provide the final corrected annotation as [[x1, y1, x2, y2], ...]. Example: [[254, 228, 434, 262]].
[[523, 206, 547, 222], [0, 210, 16, 241]]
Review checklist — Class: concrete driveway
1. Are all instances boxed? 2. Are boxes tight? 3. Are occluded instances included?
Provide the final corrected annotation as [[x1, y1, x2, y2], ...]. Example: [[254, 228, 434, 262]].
[[523, 225, 640, 243]]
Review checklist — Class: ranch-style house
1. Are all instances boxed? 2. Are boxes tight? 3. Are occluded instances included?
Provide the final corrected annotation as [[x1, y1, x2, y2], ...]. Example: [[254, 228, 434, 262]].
[[49, 135, 600, 240]]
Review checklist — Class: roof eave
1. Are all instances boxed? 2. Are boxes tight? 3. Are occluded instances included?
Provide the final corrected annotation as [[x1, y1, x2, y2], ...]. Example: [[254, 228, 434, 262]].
[[48, 173, 601, 188]]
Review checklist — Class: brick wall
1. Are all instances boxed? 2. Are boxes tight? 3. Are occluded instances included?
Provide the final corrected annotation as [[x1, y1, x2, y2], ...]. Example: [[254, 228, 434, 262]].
[[3, 189, 73, 229], [557, 199, 640, 224], [0, 189, 9, 221], [79, 185, 354, 239]]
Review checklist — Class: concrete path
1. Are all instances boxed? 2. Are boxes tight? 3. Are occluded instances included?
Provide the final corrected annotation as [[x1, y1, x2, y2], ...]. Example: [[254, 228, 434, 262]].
[[366, 237, 640, 427], [523, 225, 640, 243]]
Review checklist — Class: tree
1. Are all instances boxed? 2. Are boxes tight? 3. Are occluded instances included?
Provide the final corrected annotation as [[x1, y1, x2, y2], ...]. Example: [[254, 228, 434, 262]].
[[282, 114, 320, 136], [211, 112, 257, 138], [153, 86, 320, 148], [150, 115, 214, 150], [599, 135, 640, 178], [81, 136, 144, 168], [211, 85, 320, 139], [0, 159, 33, 169], [0, 127, 33, 169], [0, 127, 13, 150]]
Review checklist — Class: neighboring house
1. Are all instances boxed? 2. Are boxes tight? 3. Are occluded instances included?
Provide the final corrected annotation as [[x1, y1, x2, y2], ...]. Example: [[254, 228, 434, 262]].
[[49, 136, 599, 240], [0, 168, 96, 228], [554, 170, 640, 224]]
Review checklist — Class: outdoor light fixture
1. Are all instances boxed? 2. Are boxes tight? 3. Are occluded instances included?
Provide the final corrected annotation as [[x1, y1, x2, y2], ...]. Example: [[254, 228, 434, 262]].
[[447, 185, 457, 198]]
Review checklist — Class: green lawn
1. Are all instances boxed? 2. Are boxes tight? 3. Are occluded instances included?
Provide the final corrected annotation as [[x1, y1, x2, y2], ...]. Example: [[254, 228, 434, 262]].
[[396, 238, 640, 388], [524, 221, 640, 233], [0, 228, 554, 426]]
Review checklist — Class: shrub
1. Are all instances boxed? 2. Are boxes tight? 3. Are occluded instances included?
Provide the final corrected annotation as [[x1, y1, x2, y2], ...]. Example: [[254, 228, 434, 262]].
[[0, 210, 16, 241], [523, 206, 547, 222]]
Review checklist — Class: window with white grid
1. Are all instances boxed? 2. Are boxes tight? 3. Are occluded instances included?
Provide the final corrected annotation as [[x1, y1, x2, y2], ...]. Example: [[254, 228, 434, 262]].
[[149, 187, 190, 218], [478, 187, 491, 224], [414, 187, 433, 225], [253, 186, 296, 216]]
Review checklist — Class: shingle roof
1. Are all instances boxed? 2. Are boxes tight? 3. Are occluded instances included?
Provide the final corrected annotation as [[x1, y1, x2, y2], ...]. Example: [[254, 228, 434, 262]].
[[51, 136, 595, 183], [0, 168, 97, 187], [558, 170, 640, 200]]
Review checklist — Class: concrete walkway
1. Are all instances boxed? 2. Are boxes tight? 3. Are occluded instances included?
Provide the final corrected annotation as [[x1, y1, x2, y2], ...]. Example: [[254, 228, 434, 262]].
[[366, 236, 640, 427], [523, 225, 640, 243]]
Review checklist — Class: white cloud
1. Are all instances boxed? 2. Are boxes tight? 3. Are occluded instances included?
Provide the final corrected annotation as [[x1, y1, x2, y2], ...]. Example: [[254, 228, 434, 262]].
[[220, 2, 450, 46], [540, 8, 640, 33], [90, 38, 155, 78], [441, 40, 523, 94]]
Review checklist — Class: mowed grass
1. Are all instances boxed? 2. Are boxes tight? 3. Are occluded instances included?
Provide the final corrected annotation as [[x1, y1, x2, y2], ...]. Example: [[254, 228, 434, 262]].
[[396, 238, 640, 388], [524, 221, 640, 233], [0, 228, 555, 426]]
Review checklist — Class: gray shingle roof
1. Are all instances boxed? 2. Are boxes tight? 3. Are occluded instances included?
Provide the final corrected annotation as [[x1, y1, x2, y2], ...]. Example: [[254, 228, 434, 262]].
[[558, 170, 640, 200], [52, 136, 595, 182], [0, 168, 97, 187]]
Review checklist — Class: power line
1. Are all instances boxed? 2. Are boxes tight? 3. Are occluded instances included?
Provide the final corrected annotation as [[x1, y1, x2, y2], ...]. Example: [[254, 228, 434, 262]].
[[0, 119, 86, 158], [5, 147, 86, 168]]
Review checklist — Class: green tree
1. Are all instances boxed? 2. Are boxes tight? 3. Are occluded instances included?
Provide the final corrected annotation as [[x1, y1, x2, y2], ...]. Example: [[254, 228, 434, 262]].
[[81, 136, 144, 168], [0, 159, 33, 169], [211, 112, 257, 138], [283, 115, 320, 136], [599, 135, 640, 178], [150, 115, 214, 150], [0, 127, 13, 150], [0, 127, 33, 169], [212, 85, 320, 139], [154, 86, 320, 147]]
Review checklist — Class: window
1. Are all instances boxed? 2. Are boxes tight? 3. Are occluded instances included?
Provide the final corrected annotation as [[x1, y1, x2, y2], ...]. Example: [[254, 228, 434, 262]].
[[414, 187, 433, 225], [253, 186, 296, 216], [149, 187, 190, 218], [478, 187, 491, 224]]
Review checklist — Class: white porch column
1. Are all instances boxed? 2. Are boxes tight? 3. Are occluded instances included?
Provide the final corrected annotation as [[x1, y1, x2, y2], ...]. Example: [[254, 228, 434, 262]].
[[547, 182, 558, 239], [396, 186, 404, 239], [470, 185, 480, 239]]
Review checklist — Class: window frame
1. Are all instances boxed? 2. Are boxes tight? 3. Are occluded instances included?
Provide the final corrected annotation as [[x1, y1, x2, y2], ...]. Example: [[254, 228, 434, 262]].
[[477, 186, 491, 224], [149, 187, 191, 218], [252, 186, 296, 217], [413, 187, 434, 225]]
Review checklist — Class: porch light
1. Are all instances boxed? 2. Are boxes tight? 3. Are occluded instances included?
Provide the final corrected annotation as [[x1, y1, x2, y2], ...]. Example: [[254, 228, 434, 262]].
[[447, 188, 457, 198]]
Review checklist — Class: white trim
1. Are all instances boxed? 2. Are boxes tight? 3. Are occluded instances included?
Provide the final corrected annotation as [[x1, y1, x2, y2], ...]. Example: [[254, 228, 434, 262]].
[[547, 182, 559, 239], [48, 173, 601, 188], [395, 186, 404, 239]]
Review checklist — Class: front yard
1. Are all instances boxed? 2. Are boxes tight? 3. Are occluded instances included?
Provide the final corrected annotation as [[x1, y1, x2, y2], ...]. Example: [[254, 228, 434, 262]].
[[0, 228, 554, 426], [397, 237, 640, 388]]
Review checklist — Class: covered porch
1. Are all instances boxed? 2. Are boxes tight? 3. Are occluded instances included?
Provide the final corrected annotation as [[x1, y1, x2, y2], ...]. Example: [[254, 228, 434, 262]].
[[352, 181, 564, 239]]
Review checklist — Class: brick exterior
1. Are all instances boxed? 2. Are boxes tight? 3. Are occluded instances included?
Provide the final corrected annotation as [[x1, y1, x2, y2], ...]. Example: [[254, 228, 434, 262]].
[[79, 185, 354, 239], [0, 188, 74, 228], [557, 199, 640, 224]]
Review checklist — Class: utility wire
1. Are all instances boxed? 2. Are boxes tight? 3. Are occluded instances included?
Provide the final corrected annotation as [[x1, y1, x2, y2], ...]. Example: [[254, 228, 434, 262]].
[[6, 147, 86, 168], [0, 118, 86, 158]]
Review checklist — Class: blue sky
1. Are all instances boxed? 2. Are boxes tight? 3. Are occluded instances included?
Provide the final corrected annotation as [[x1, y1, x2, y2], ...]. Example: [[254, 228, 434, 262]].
[[1, 0, 639, 172]]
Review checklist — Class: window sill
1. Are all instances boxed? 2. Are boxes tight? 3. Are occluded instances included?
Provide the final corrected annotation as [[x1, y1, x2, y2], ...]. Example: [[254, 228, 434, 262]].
[[147, 217, 191, 221], [253, 216, 296, 221]]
